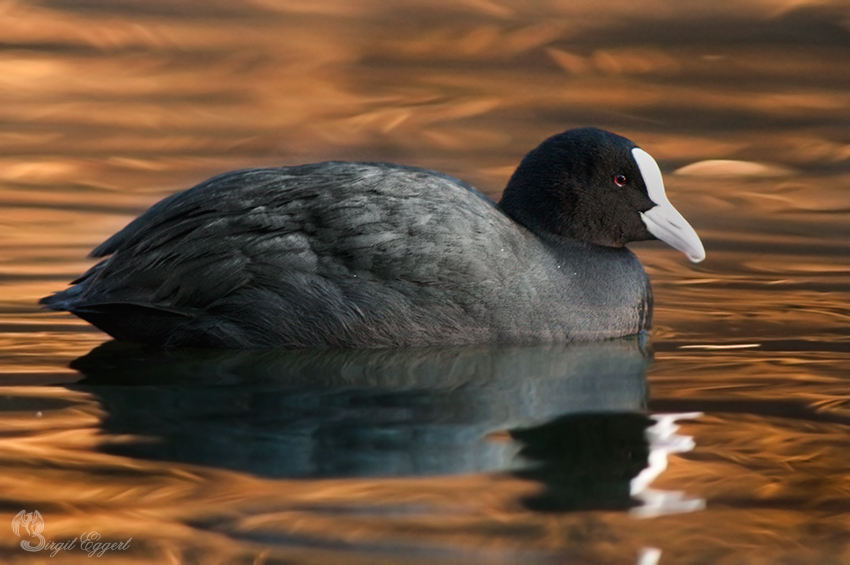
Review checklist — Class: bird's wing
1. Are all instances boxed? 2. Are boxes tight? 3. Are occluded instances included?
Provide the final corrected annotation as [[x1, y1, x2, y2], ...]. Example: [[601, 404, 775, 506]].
[[61, 162, 519, 312]]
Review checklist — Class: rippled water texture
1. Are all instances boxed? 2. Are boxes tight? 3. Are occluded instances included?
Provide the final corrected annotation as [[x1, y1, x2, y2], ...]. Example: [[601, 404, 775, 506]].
[[1, 1, 849, 563]]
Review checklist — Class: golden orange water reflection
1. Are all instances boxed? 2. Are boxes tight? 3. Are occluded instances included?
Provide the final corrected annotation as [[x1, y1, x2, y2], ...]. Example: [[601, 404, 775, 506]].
[[1, 0, 849, 562], [1, 387, 848, 563]]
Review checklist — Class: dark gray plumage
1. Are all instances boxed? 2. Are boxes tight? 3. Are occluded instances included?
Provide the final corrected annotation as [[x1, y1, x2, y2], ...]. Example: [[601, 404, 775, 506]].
[[41, 128, 704, 348]]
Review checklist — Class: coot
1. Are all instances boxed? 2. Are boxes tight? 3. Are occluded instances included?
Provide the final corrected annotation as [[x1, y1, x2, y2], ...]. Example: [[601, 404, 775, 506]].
[[41, 128, 704, 348]]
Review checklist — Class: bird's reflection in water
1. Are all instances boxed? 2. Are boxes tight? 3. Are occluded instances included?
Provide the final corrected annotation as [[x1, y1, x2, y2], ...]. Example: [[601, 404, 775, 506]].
[[512, 413, 652, 512], [69, 336, 653, 511]]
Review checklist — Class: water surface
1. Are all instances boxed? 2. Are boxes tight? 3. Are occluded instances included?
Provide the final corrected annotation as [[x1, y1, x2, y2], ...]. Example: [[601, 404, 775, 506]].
[[1, 0, 849, 563]]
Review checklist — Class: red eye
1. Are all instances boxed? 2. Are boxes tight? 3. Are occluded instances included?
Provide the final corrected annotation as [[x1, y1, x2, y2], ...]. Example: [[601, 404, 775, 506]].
[[613, 174, 627, 187]]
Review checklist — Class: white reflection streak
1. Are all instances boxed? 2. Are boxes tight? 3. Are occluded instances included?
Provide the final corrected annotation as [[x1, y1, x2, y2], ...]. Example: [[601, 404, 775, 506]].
[[637, 547, 662, 565], [630, 412, 705, 518], [678, 343, 761, 350]]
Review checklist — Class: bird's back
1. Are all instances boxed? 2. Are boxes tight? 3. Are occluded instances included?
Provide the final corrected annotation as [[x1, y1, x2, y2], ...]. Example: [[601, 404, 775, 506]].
[[44, 162, 584, 348]]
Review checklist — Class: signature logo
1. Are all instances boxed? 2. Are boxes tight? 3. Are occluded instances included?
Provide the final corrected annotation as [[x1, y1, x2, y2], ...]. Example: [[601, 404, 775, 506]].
[[11, 510, 131, 557], [11, 510, 46, 552]]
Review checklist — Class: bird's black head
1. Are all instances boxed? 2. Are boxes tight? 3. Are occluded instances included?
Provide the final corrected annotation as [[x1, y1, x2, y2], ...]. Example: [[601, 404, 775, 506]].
[[499, 127, 704, 262]]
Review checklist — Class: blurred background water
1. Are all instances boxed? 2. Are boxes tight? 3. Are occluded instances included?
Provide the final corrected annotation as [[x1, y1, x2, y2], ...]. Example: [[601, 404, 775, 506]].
[[1, 0, 849, 563]]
